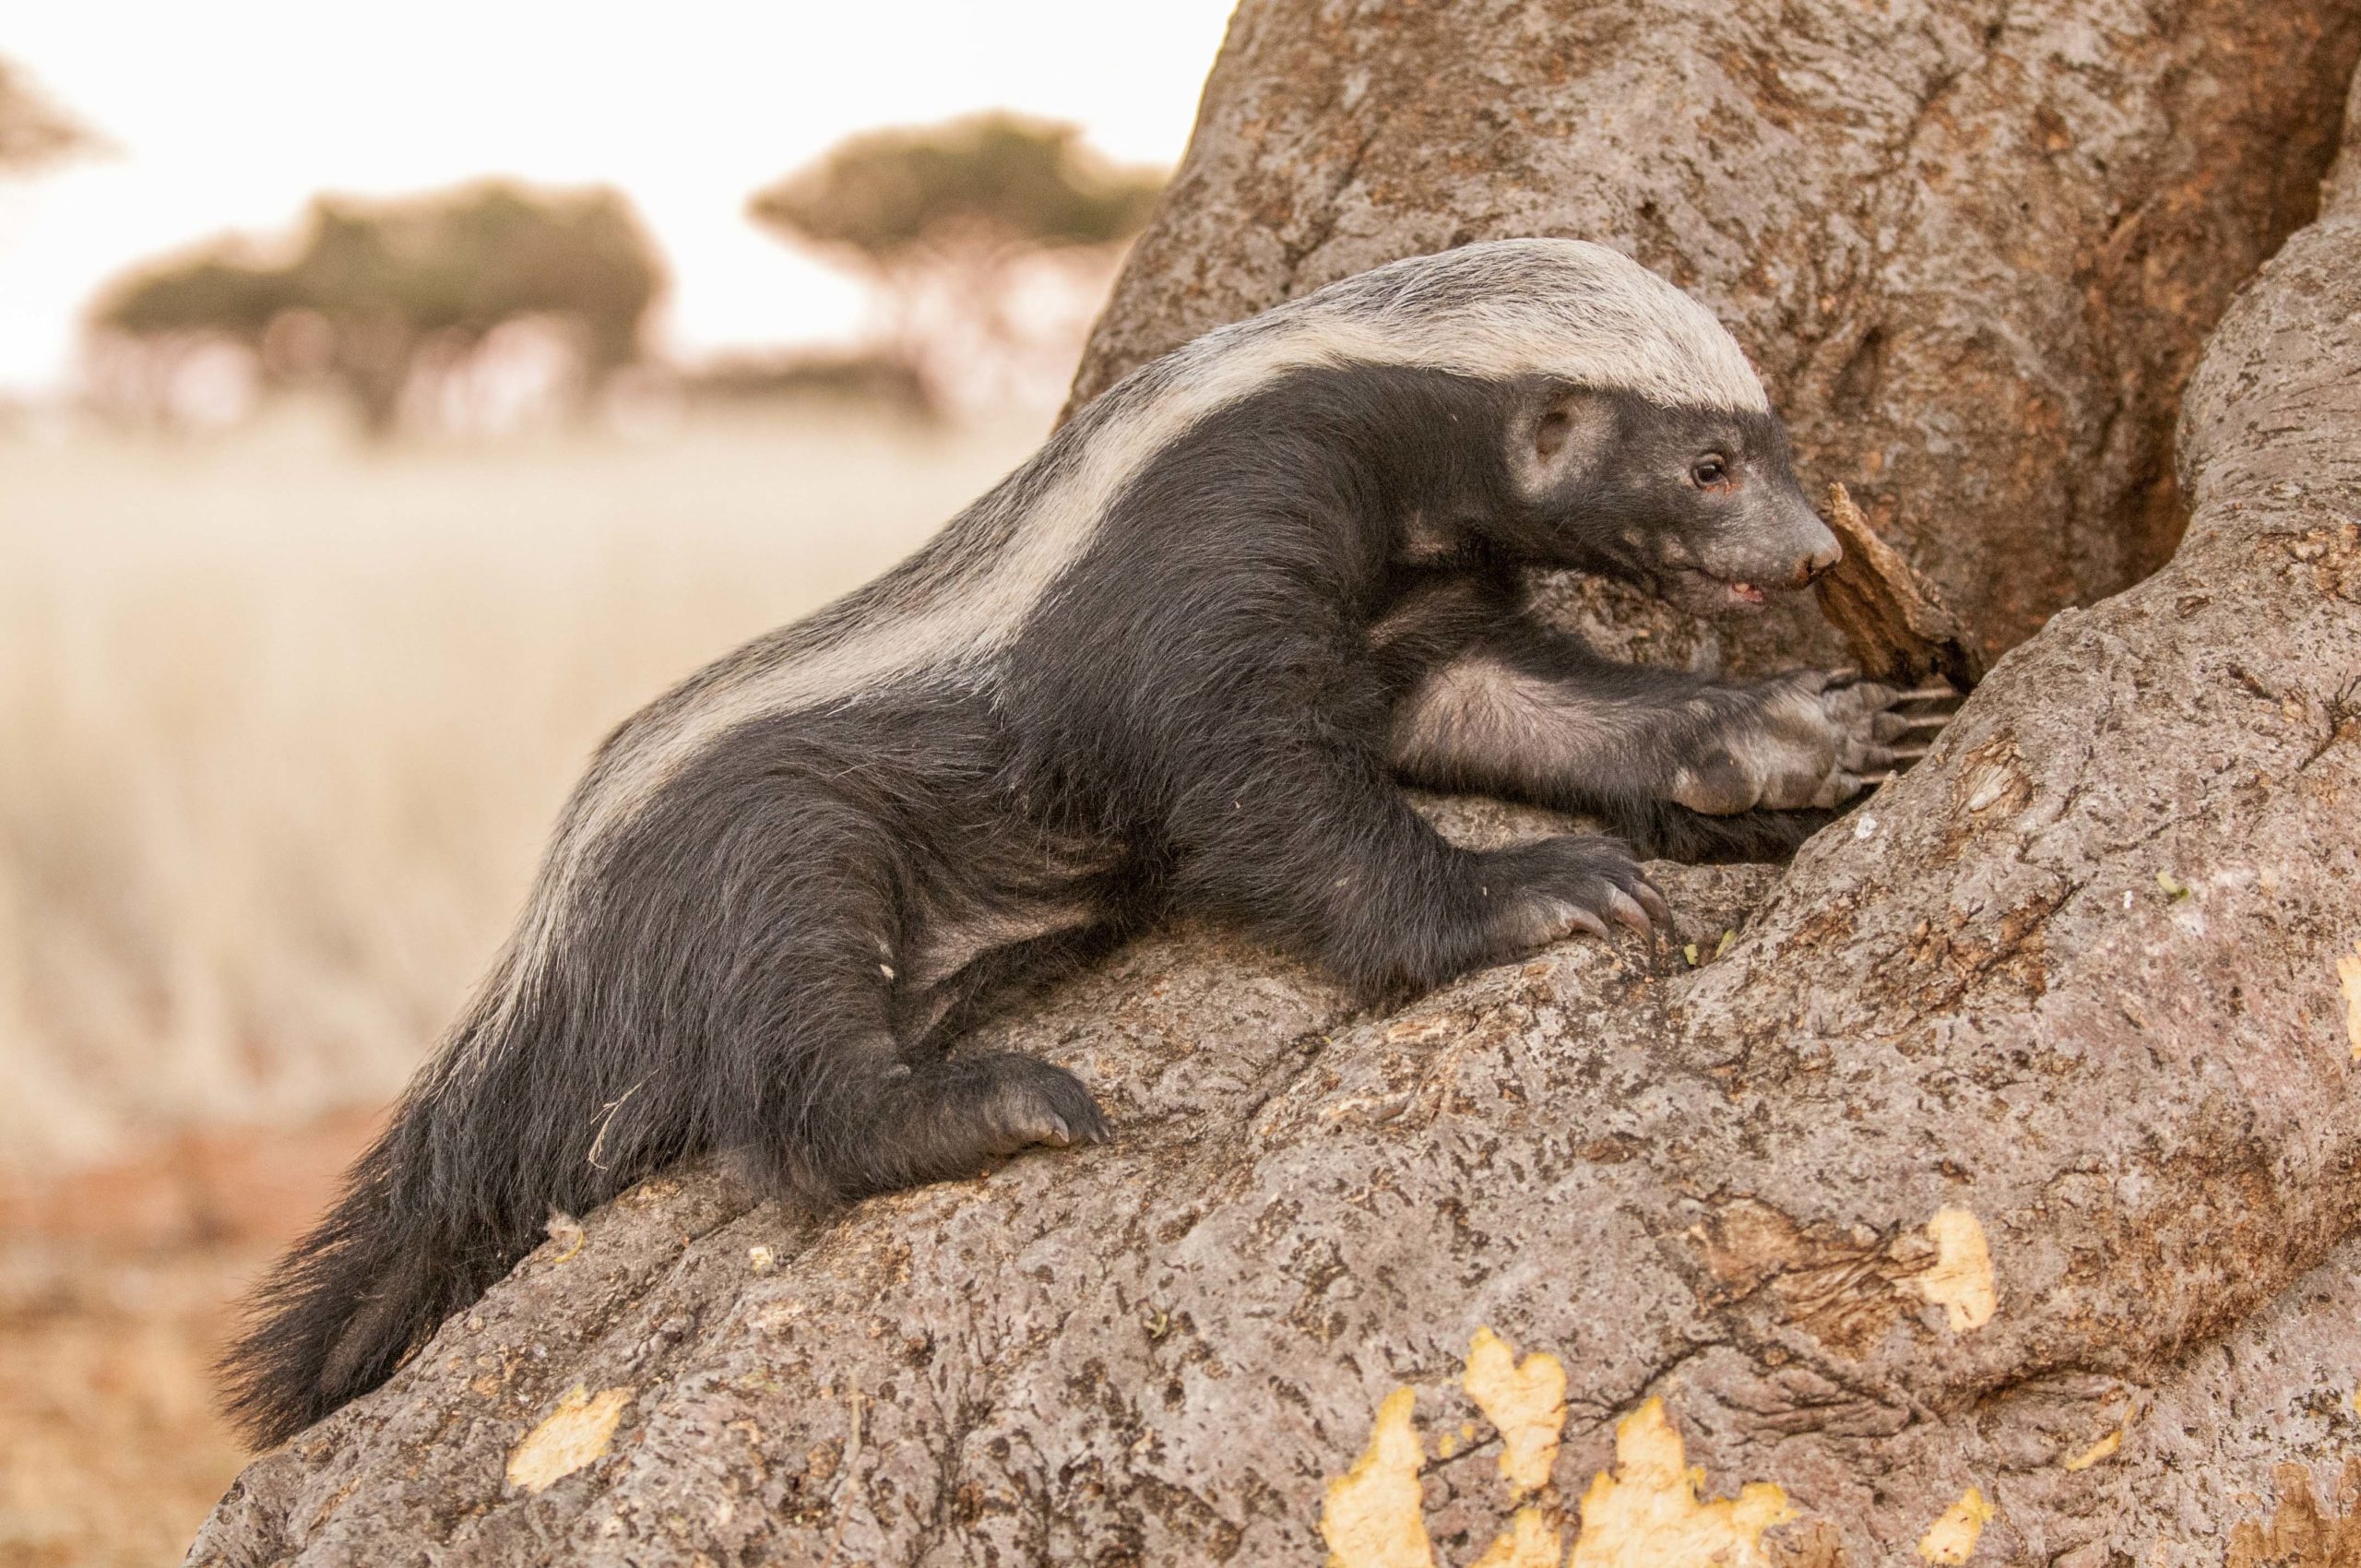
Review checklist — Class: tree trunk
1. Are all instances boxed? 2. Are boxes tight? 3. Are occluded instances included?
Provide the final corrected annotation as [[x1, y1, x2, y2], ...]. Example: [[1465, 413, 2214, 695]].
[[190, 7, 2361, 1566]]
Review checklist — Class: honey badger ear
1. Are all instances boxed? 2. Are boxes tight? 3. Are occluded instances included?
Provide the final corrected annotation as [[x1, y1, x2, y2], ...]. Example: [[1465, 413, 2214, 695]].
[[1513, 387, 1617, 494]]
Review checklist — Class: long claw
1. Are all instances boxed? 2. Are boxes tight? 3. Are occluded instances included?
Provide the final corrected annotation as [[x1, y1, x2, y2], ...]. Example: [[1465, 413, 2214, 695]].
[[1604, 887, 1653, 934], [1632, 883, 1673, 925], [1895, 684, 1963, 703], [1567, 905, 1612, 942], [1895, 711, 1953, 731]]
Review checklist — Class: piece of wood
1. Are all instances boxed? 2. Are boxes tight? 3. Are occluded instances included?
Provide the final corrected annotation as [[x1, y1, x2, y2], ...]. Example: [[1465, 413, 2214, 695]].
[[1812, 482, 1987, 692]]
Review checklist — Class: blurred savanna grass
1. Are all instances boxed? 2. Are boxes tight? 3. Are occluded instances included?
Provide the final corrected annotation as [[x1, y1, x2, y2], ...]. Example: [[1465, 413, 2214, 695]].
[[0, 401, 1040, 1178]]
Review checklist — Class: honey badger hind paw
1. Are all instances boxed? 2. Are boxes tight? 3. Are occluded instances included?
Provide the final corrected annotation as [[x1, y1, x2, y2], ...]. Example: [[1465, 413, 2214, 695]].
[[972, 1055, 1110, 1152]]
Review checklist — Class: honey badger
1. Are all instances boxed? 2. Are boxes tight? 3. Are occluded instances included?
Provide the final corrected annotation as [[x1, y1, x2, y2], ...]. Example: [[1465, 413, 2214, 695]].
[[226, 238, 1906, 1443]]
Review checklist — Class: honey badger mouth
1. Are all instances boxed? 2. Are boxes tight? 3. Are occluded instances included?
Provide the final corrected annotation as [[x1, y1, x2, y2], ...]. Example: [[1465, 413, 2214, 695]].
[[1659, 564, 1783, 613]]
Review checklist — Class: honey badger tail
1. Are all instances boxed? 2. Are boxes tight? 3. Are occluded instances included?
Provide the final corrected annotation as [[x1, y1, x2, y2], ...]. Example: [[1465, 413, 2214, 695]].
[[219, 1116, 486, 1447]]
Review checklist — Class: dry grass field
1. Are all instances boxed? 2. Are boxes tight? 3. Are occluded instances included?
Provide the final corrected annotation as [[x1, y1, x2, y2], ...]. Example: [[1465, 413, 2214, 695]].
[[0, 401, 1040, 1566]]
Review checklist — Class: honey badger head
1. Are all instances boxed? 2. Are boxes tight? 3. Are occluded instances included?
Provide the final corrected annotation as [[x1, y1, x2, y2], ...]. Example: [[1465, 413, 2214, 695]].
[[1280, 238, 1834, 613], [1498, 381, 1839, 614]]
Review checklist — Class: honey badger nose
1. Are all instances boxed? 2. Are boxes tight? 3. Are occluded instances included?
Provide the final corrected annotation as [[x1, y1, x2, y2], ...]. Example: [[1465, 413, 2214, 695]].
[[1778, 502, 1843, 587], [1797, 538, 1842, 586]]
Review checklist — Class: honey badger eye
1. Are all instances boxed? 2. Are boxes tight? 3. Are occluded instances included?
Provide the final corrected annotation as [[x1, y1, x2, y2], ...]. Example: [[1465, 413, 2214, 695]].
[[1691, 456, 1728, 487]]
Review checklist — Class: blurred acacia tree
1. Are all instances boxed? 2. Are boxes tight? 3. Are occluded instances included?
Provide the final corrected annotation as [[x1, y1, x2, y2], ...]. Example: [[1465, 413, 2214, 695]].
[[0, 57, 99, 172], [748, 113, 1165, 408], [92, 182, 662, 434], [751, 112, 1164, 257]]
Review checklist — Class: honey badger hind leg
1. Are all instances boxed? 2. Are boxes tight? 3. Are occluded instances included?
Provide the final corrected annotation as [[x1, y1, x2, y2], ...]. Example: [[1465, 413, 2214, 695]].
[[581, 754, 1118, 1206], [746, 1027, 1112, 1205], [724, 931, 1112, 1205]]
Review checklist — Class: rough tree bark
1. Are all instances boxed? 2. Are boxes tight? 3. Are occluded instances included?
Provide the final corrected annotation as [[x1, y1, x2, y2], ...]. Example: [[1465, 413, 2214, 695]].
[[191, 6, 2361, 1566]]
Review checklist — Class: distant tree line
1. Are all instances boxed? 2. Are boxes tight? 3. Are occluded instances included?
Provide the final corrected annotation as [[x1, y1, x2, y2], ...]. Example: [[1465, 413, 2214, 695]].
[[80, 111, 1164, 433]]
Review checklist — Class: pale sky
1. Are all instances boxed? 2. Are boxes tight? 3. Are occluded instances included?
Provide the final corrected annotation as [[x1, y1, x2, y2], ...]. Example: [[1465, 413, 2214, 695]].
[[0, 1, 1239, 394]]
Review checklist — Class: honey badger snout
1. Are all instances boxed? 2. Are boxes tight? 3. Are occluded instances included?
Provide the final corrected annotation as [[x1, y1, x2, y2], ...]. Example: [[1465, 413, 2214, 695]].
[[1779, 497, 1843, 586], [1703, 481, 1841, 594]]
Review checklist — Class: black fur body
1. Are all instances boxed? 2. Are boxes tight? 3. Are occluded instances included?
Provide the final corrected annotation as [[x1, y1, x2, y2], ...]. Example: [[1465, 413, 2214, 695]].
[[226, 241, 1905, 1443]]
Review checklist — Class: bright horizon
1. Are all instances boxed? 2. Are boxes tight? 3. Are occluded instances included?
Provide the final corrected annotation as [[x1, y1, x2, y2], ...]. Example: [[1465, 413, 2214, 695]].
[[0, 1, 1238, 396]]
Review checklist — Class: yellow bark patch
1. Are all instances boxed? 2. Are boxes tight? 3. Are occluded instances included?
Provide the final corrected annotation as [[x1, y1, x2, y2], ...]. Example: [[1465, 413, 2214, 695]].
[[1910, 1208, 1996, 1332], [1469, 1506, 1563, 1568], [1916, 1488, 1995, 1563], [1567, 1396, 1794, 1568], [2339, 942, 2361, 1061], [543, 1209, 586, 1264], [1322, 1387, 1436, 1568], [1465, 1326, 1568, 1497], [505, 1383, 635, 1493], [2061, 1429, 2120, 1472]]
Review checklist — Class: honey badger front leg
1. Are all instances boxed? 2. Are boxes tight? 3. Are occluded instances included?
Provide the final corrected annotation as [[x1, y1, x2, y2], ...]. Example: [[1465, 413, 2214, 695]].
[[1387, 612, 1909, 859]]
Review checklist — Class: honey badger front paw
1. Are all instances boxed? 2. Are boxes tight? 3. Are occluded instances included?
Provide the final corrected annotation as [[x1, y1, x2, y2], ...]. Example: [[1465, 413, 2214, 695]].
[[1670, 671, 1906, 814], [1484, 833, 1670, 950]]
